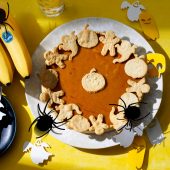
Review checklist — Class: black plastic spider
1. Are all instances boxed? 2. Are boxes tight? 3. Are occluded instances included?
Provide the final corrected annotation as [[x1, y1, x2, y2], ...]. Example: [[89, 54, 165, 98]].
[[0, 2, 13, 33], [109, 98, 150, 131], [29, 100, 70, 138]]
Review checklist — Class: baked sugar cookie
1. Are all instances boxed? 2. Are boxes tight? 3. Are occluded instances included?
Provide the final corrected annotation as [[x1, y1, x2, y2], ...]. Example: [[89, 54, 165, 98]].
[[125, 55, 148, 78], [81, 68, 106, 93]]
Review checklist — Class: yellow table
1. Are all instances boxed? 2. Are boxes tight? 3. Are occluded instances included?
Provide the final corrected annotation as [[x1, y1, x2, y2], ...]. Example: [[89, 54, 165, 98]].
[[0, 0, 170, 169]]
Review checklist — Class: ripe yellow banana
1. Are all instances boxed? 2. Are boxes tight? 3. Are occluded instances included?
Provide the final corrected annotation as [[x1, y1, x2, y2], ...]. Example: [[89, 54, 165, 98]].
[[0, 42, 14, 86], [0, 15, 32, 78]]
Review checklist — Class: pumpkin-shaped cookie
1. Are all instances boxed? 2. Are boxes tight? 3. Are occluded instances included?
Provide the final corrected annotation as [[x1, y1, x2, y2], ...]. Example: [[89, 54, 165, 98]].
[[81, 68, 106, 93], [77, 24, 98, 48], [125, 56, 148, 78]]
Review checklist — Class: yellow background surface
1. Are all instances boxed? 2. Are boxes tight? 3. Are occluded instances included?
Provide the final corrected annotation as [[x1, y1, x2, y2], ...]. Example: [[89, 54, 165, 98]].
[[0, 0, 170, 169]]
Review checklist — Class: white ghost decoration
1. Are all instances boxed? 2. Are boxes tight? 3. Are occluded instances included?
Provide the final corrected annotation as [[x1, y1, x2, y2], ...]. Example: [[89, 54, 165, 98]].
[[0, 102, 6, 121], [23, 140, 53, 165], [121, 1, 145, 22]]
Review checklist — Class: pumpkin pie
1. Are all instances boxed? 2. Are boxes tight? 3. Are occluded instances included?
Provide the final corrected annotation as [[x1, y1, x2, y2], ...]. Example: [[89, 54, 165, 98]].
[[39, 24, 150, 135]]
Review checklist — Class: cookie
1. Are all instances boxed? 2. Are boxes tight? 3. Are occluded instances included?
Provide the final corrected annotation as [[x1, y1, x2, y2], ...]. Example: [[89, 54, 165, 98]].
[[113, 40, 137, 63], [89, 114, 109, 135], [99, 31, 120, 56], [51, 90, 65, 105], [126, 78, 150, 101], [59, 31, 78, 60], [77, 24, 98, 48], [56, 103, 82, 121], [39, 87, 65, 106], [109, 106, 127, 130], [39, 69, 58, 89], [44, 47, 68, 68], [118, 92, 139, 112], [81, 68, 106, 93], [67, 115, 90, 132], [124, 55, 148, 78], [39, 86, 51, 103]]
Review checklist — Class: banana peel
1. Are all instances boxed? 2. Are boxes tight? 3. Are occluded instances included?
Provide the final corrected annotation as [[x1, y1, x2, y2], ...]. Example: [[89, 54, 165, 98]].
[[0, 14, 32, 85], [0, 41, 14, 85]]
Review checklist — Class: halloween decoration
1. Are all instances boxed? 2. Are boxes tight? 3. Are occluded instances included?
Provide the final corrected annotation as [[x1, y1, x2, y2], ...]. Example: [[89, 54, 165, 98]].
[[81, 68, 106, 93], [139, 11, 159, 40], [0, 95, 16, 155], [121, 1, 145, 22], [28, 100, 70, 138], [0, 2, 13, 33], [147, 53, 166, 78], [99, 30, 120, 56], [77, 24, 99, 48], [58, 31, 78, 60], [109, 98, 150, 131], [23, 140, 53, 165], [0, 102, 13, 140]]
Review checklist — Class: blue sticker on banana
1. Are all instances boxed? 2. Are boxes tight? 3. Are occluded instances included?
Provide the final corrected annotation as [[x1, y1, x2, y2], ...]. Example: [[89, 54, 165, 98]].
[[2, 31, 13, 43]]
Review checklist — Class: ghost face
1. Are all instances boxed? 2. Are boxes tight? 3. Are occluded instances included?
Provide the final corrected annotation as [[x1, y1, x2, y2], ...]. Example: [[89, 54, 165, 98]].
[[139, 11, 159, 40], [139, 12, 152, 24]]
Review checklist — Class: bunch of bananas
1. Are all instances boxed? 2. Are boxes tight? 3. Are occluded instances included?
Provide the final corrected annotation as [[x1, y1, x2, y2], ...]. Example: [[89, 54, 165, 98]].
[[0, 4, 32, 86]]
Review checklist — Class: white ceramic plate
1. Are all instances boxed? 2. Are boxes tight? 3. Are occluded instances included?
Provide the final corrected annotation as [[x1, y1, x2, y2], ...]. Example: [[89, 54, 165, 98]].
[[25, 17, 163, 149]]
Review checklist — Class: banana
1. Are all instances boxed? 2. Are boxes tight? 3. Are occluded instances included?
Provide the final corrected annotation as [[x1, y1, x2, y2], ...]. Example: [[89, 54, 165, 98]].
[[0, 15, 32, 78], [0, 41, 14, 86]]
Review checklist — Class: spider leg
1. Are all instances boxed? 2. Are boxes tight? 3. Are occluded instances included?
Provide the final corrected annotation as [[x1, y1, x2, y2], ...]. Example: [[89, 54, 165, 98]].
[[117, 110, 124, 114], [120, 97, 127, 108], [2, 24, 7, 34], [135, 112, 151, 121], [131, 119, 140, 126], [117, 121, 128, 132], [43, 99, 50, 113], [129, 102, 147, 107], [47, 109, 55, 115], [52, 123, 65, 130], [37, 104, 45, 116], [36, 128, 52, 138], [53, 120, 66, 124], [125, 121, 132, 130], [28, 117, 40, 131], [117, 118, 125, 120], [6, 2, 9, 20], [53, 120, 69, 129], [4, 22, 14, 30], [109, 103, 125, 109], [129, 121, 133, 131], [53, 115, 73, 124]]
